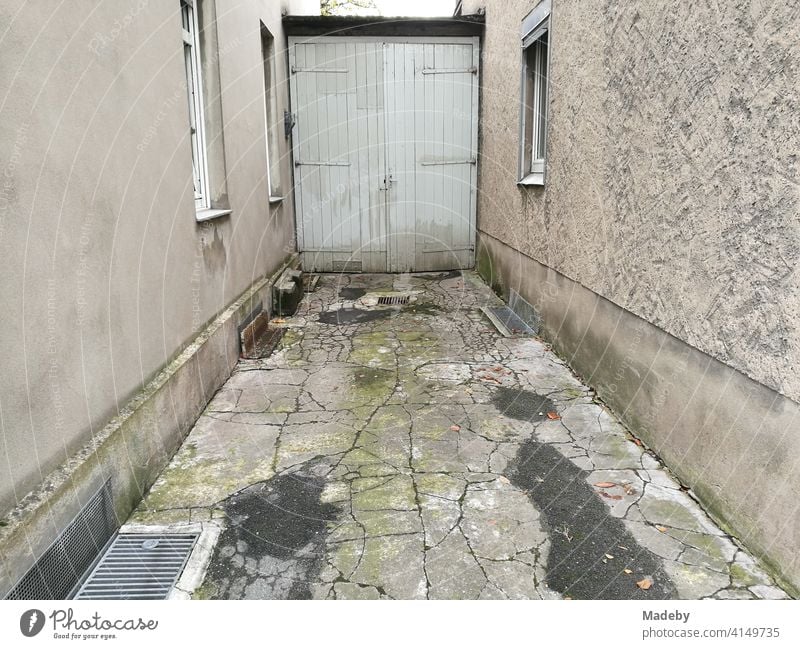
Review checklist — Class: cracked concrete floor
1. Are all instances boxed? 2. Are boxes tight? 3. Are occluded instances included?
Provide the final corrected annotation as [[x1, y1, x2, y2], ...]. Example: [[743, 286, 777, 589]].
[[131, 271, 789, 600]]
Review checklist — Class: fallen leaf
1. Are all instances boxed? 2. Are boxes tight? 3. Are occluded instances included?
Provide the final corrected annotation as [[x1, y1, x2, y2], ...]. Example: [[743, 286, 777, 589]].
[[656, 525, 668, 533], [618, 545, 629, 551], [624, 568, 633, 574], [272, 318, 286, 324], [636, 578, 652, 590], [546, 411, 561, 420], [622, 483, 637, 495], [594, 481, 616, 488], [599, 491, 623, 500], [605, 554, 614, 559], [450, 424, 461, 432]]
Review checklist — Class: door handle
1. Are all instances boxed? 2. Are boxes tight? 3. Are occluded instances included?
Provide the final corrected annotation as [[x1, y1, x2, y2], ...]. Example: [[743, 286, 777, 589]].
[[379, 174, 396, 191], [379, 174, 394, 191]]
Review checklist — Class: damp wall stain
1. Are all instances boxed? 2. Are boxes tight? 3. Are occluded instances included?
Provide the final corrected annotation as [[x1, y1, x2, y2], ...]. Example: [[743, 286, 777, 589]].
[[200, 224, 227, 275]]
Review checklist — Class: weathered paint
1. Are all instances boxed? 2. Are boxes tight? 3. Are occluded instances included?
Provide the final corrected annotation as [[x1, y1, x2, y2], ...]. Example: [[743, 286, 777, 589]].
[[290, 36, 479, 272]]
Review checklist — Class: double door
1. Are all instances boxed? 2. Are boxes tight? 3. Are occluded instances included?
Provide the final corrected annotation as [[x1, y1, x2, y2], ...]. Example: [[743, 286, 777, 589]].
[[289, 36, 479, 272]]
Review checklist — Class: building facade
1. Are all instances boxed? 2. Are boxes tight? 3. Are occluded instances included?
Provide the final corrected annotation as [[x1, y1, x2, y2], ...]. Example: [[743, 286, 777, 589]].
[[0, 0, 317, 595], [463, 0, 800, 591]]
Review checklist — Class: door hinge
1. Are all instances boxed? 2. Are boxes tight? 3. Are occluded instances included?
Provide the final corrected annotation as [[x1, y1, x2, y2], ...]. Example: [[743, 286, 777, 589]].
[[284, 110, 295, 138]]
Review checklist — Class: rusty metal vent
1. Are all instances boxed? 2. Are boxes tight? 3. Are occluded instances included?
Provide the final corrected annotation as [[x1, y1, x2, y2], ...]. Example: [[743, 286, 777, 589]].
[[5, 480, 116, 600], [74, 533, 198, 600], [377, 294, 410, 306]]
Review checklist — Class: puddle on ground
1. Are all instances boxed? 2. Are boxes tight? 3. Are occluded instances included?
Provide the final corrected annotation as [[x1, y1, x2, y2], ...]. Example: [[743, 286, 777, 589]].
[[318, 308, 394, 325], [338, 287, 367, 300]]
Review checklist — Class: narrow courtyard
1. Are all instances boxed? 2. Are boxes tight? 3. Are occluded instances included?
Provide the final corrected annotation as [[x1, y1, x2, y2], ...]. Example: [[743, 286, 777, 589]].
[[130, 272, 788, 600]]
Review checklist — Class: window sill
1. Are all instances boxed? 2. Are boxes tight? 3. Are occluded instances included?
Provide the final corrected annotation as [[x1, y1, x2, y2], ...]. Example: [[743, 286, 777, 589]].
[[518, 172, 545, 186], [195, 208, 232, 223], [269, 195, 284, 204]]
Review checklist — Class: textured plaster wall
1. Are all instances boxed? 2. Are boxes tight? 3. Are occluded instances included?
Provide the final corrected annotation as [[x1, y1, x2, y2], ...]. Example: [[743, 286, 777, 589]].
[[464, 0, 800, 402], [0, 0, 304, 516]]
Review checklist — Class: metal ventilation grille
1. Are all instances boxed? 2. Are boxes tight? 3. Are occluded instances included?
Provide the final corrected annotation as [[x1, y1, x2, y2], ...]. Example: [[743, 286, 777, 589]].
[[74, 533, 198, 600], [378, 294, 410, 306], [5, 480, 116, 600], [481, 306, 535, 337]]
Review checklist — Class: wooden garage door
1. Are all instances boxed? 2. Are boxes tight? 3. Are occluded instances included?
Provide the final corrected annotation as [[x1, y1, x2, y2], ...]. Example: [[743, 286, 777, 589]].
[[289, 36, 479, 273]]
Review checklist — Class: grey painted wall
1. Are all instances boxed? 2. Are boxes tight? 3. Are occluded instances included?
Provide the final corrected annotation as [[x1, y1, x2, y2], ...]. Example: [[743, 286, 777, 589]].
[[0, 0, 312, 517], [464, 0, 800, 403]]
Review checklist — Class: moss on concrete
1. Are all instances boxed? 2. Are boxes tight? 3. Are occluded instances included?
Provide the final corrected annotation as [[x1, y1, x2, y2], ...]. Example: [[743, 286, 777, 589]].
[[476, 241, 503, 297]]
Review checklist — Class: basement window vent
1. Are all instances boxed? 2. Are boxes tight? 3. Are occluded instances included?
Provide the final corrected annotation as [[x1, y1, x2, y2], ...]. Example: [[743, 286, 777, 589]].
[[481, 306, 535, 337], [5, 480, 116, 600], [377, 294, 410, 306], [74, 533, 198, 600]]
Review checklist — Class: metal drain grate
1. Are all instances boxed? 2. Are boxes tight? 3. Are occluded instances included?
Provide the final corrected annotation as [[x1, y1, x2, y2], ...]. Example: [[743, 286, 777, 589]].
[[74, 533, 198, 600], [5, 480, 116, 600], [377, 294, 410, 306]]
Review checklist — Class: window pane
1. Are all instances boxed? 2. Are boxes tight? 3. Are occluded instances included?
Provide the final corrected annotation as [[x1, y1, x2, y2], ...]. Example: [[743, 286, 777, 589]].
[[262, 28, 281, 196], [181, 1, 190, 32], [181, 0, 206, 207], [534, 32, 548, 161], [523, 44, 536, 174]]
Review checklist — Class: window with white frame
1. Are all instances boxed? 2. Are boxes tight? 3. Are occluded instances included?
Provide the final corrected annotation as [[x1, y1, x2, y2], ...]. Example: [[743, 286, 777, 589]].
[[181, 0, 209, 209], [261, 25, 282, 200], [519, 0, 551, 185]]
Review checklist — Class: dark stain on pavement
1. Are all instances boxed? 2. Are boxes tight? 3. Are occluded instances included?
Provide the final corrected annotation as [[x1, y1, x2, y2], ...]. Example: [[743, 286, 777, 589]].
[[318, 307, 393, 325], [491, 386, 555, 422], [201, 466, 338, 599], [338, 287, 367, 300], [413, 270, 462, 281], [508, 438, 677, 599]]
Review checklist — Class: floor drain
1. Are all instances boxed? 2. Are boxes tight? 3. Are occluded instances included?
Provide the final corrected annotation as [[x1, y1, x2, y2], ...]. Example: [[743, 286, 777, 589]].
[[377, 294, 410, 306], [73, 533, 198, 600]]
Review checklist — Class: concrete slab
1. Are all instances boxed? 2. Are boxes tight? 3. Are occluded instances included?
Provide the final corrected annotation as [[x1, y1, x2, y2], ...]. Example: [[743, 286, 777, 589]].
[[132, 272, 789, 600]]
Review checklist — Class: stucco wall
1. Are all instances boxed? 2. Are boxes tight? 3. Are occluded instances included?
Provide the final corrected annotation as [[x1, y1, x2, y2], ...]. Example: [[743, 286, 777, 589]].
[[464, 0, 800, 403], [0, 0, 305, 516]]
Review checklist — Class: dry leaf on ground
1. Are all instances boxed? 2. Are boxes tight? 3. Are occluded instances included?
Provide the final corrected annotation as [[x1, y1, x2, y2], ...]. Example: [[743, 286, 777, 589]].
[[546, 411, 561, 420], [594, 481, 616, 488], [636, 578, 652, 590]]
